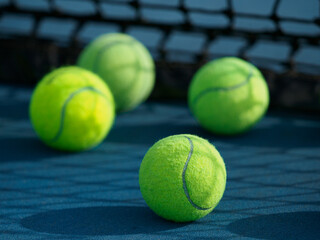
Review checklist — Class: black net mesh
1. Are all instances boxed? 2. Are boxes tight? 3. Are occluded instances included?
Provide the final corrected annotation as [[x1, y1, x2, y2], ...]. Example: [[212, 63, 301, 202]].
[[0, 0, 319, 111]]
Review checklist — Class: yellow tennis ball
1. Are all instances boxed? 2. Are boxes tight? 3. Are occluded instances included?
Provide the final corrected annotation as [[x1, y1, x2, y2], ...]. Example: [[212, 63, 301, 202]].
[[77, 33, 155, 112], [188, 57, 269, 135], [139, 134, 227, 222], [29, 66, 115, 151]]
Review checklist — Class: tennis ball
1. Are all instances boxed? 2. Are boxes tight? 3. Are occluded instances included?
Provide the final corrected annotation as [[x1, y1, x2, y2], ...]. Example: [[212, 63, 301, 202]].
[[188, 57, 269, 135], [30, 66, 115, 151], [77, 33, 155, 112], [139, 134, 226, 222]]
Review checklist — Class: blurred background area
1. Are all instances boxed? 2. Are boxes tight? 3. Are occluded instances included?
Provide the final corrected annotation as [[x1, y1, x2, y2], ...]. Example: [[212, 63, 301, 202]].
[[0, 0, 319, 112]]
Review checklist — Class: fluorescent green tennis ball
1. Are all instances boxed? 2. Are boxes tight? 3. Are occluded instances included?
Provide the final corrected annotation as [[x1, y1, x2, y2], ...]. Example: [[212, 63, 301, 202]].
[[30, 66, 115, 151], [77, 33, 155, 112], [188, 57, 269, 135], [139, 134, 226, 222]]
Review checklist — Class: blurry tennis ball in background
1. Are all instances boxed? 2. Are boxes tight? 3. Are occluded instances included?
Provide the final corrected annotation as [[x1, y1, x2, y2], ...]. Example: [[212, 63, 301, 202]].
[[30, 66, 115, 151], [139, 134, 226, 222], [188, 57, 269, 135], [77, 33, 155, 112]]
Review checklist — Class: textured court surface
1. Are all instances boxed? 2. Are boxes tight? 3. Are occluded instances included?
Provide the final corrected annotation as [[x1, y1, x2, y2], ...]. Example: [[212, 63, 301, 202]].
[[0, 85, 320, 240]]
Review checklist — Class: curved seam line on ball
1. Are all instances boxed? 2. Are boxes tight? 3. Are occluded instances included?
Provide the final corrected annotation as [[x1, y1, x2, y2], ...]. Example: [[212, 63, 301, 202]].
[[50, 86, 108, 142], [127, 41, 151, 105], [191, 65, 254, 107], [93, 40, 153, 74], [182, 136, 212, 211], [93, 39, 154, 110]]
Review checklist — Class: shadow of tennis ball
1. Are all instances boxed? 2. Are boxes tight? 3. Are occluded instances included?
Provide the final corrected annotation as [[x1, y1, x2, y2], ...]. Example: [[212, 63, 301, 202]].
[[21, 206, 187, 236], [227, 211, 320, 240]]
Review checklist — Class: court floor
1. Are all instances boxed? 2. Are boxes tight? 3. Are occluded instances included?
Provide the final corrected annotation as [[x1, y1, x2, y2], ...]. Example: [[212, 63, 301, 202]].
[[0, 85, 320, 240]]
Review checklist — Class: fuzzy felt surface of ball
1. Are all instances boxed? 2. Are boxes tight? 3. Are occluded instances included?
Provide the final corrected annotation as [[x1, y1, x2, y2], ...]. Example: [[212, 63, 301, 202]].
[[77, 33, 155, 112], [29, 66, 115, 151], [139, 134, 226, 222], [188, 57, 269, 135]]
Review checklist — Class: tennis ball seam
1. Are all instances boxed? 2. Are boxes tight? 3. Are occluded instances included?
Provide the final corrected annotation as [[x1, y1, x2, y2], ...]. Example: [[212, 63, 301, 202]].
[[191, 64, 254, 108], [50, 86, 111, 142], [182, 136, 213, 211], [129, 42, 155, 105], [92, 39, 154, 110], [93, 40, 153, 74]]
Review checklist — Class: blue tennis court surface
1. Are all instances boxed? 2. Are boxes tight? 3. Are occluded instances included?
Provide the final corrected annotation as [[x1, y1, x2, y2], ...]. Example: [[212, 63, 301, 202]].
[[0, 85, 320, 239]]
